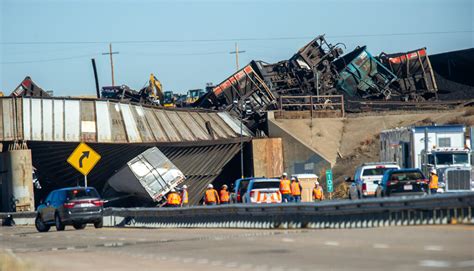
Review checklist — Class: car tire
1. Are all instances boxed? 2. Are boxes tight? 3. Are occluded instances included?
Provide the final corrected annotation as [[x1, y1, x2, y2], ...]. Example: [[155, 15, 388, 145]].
[[35, 215, 50, 232], [55, 213, 65, 231], [73, 223, 86, 230], [94, 219, 103, 229]]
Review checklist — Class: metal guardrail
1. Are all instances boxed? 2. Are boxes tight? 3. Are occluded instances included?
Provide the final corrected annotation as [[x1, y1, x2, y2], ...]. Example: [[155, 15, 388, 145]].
[[104, 192, 474, 229], [1, 193, 473, 229]]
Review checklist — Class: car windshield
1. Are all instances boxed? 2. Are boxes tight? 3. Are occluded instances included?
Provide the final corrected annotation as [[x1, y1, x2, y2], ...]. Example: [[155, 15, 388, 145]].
[[251, 181, 280, 189], [362, 167, 397, 176], [436, 153, 468, 165], [390, 171, 424, 182], [66, 188, 99, 200]]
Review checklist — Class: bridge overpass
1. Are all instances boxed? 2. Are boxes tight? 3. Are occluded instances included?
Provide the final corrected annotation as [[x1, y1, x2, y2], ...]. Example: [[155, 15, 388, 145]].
[[0, 97, 252, 204]]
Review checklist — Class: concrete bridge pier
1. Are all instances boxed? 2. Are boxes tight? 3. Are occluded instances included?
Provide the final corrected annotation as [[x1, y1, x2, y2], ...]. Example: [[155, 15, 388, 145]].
[[1, 142, 34, 212]]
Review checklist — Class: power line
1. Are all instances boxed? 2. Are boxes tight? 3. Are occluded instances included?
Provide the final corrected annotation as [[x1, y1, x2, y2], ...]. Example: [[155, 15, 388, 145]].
[[0, 53, 99, 64], [1, 30, 472, 45]]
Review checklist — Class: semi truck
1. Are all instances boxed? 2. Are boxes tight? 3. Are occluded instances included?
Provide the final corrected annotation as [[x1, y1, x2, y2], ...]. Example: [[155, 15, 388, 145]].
[[380, 125, 473, 192]]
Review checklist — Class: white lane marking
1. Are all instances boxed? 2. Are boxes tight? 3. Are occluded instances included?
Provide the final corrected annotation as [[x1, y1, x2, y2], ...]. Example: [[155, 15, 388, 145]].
[[373, 243, 389, 249], [197, 258, 209, 264], [419, 260, 451, 268], [225, 262, 238, 268], [66, 247, 75, 250], [324, 241, 340, 246], [211, 260, 222, 266], [239, 263, 253, 270], [98, 236, 107, 240], [35, 235, 43, 238], [424, 245, 443, 251], [138, 238, 147, 242], [254, 264, 269, 271], [182, 258, 195, 263], [51, 248, 58, 251], [457, 260, 474, 267], [281, 238, 295, 243], [119, 238, 126, 241]]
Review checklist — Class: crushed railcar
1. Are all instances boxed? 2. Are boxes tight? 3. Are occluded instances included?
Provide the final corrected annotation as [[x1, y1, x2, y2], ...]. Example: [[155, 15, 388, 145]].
[[379, 48, 438, 101]]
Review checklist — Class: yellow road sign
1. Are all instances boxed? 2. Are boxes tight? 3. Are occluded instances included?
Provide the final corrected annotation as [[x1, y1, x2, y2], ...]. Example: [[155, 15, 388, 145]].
[[67, 142, 101, 176]]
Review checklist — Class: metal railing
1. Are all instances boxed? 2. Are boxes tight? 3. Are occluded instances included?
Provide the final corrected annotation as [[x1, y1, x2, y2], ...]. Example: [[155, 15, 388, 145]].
[[277, 95, 345, 118], [2, 193, 473, 229]]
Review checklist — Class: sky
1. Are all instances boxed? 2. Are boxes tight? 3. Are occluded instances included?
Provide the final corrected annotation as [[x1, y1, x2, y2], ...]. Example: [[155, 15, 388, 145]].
[[0, 0, 473, 96]]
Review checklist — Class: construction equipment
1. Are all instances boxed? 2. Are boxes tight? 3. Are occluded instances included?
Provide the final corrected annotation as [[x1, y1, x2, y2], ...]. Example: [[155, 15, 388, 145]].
[[141, 73, 164, 105], [163, 91, 176, 107], [185, 89, 206, 106]]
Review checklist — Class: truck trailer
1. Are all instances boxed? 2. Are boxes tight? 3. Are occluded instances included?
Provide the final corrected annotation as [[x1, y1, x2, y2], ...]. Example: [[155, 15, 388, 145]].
[[380, 125, 473, 192]]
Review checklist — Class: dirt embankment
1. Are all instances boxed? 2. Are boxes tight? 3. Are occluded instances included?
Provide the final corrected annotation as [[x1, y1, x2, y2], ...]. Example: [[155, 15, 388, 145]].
[[330, 108, 474, 198]]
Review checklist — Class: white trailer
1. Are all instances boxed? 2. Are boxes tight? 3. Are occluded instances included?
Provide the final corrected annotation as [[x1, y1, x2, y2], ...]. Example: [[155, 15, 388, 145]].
[[380, 125, 473, 192]]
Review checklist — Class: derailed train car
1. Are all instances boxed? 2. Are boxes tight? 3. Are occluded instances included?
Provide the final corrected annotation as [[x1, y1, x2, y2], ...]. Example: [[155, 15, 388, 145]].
[[379, 48, 438, 100]]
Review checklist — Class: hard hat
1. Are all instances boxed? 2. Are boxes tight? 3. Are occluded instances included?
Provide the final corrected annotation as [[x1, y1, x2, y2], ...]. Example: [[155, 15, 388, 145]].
[[315, 181, 320, 185], [315, 175, 319, 179], [291, 177, 296, 181], [207, 184, 214, 189], [170, 188, 176, 192], [182, 185, 188, 189], [430, 168, 437, 174], [222, 184, 228, 188], [282, 172, 288, 177]]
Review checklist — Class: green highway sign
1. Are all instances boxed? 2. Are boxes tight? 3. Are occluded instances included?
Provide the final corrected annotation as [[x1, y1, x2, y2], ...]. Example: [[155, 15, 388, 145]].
[[326, 169, 333, 193]]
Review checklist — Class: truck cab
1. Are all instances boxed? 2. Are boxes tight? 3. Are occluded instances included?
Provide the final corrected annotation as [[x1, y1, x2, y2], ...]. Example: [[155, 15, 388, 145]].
[[421, 148, 473, 192]]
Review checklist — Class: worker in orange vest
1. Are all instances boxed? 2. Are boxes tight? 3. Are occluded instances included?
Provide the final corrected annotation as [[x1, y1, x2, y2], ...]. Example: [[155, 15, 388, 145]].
[[180, 185, 189, 207], [313, 180, 325, 201], [204, 184, 220, 205], [219, 185, 230, 204], [166, 188, 182, 208], [279, 172, 292, 203], [290, 177, 302, 202], [429, 168, 438, 194]]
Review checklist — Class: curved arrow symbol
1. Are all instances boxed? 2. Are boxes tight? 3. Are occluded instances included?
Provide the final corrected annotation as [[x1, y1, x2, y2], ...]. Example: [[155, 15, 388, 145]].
[[79, 151, 90, 168]]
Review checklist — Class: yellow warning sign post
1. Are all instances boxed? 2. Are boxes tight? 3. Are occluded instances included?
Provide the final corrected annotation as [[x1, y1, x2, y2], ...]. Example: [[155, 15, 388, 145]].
[[67, 142, 101, 187]]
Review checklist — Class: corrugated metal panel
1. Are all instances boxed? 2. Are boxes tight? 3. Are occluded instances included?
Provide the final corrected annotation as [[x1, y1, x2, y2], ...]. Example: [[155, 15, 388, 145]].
[[132, 105, 154, 142], [53, 99, 64, 141], [31, 99, 42, 140], [96, 101, 112, 143], [178, 112, 209, 140], [64, 100, 80, 141], [155, 110, 180, 142], [196, 112, 228, 139], [2, 99, 14, 140], [109, 103, 127, 142], [120, 103, 141, 143], [0, 97, 251, 143], [22, 98, 31, 140], [80, 100, 96, 142], [218, 112, 251, 136], [165, 111, 195, 141], [143, 107, 167, 142], [42, 99, 53, 141]]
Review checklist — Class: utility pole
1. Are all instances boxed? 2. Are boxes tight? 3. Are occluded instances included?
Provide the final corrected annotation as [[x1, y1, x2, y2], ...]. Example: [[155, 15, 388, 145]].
[[229, 42, 246, 71], [102, 43, 119, 86]]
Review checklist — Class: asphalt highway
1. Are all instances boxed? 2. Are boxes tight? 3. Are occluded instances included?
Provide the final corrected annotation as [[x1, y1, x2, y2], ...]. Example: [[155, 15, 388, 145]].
[[1, 225, 473, 271]]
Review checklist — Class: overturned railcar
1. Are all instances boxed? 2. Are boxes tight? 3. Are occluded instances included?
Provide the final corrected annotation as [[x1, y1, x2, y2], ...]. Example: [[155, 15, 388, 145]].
[[379, 48, 438, 100], [333, 46, 397, 99]]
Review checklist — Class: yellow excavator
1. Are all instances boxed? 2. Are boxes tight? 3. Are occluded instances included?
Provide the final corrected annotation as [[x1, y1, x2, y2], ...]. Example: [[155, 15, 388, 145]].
[[141, 73, 164, 106]]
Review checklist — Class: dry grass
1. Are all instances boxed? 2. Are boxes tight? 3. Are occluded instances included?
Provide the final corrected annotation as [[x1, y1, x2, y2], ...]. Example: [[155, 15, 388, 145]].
[[446, 116, 474, 127], [0, 250, 41, 271], [463, 107, 474, 117]]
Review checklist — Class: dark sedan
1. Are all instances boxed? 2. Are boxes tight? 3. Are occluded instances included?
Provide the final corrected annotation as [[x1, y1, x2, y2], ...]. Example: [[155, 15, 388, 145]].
[[375, 169, 429, 197], [35, 187, 104, 232]]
